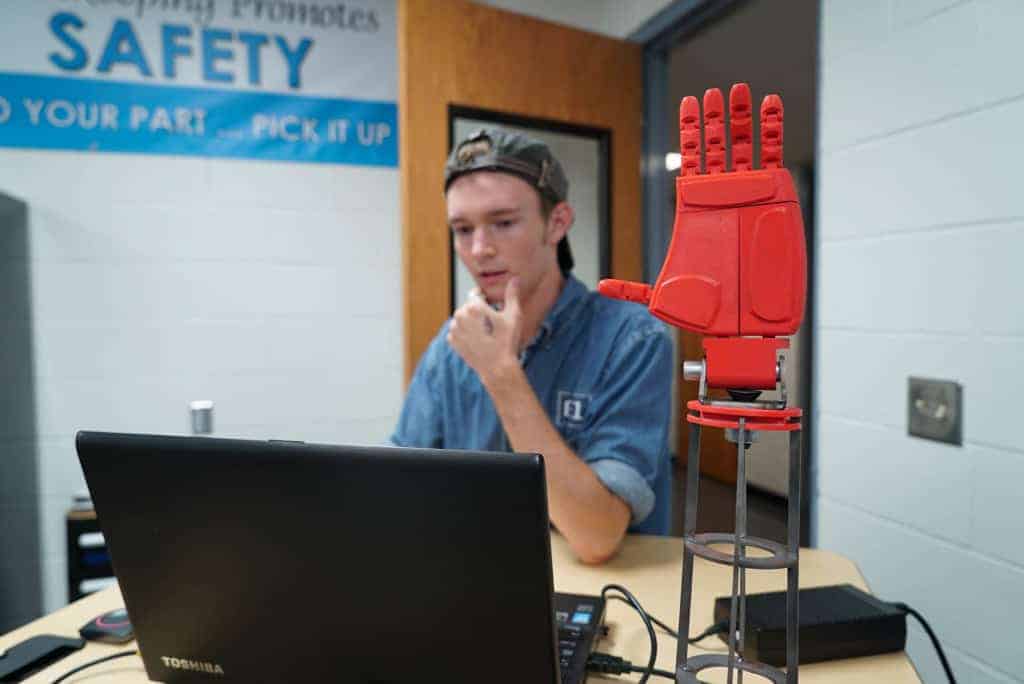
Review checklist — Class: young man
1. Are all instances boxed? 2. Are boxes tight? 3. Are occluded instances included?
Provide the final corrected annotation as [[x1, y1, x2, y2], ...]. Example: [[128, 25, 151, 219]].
[[391, 128, 672, 564]]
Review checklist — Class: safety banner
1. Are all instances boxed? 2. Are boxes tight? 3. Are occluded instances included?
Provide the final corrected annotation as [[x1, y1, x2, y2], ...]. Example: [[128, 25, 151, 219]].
[[0, 1, 398, 166]]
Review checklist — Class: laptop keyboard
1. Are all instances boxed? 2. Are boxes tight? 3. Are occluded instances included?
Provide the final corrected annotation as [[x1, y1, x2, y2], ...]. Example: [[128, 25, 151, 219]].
[[558, 624, 587, 681], [553, 592, 604, 684]]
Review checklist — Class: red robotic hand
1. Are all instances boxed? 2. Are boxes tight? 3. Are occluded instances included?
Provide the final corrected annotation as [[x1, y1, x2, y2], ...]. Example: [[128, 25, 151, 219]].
[[600, 83, 807, 391]]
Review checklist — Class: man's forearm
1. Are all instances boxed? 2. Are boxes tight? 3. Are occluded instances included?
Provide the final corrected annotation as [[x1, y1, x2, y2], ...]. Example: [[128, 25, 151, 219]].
[[481, 360, 631, 564]]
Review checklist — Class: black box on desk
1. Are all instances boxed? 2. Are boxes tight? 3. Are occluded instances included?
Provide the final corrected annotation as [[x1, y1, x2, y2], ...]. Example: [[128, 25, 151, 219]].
[[65, 509, 115, 602], [713, 584, 906, 665]]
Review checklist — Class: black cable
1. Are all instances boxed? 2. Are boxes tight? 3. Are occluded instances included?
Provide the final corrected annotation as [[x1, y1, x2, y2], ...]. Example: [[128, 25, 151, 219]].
[[600, 584, 658, 684], [605, 594, 678, 638], [687, 619, 728, 645], [625, 663, 676, 679], [604, 595, 728, 644], [890, 602, 956, 684], [587, 653, 675, 680], [50, 650, 138, 684]]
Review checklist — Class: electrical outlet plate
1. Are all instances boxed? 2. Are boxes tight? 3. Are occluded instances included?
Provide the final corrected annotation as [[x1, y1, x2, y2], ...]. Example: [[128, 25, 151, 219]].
[[907, 377, 962, 446]]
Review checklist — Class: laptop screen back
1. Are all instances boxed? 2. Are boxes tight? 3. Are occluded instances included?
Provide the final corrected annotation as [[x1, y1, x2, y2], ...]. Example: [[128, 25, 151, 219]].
[[75, 431, 561, 683]]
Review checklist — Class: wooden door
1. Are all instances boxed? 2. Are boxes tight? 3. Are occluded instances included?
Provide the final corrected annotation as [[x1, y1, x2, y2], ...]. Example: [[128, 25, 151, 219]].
[[398, 0, 643, 378]]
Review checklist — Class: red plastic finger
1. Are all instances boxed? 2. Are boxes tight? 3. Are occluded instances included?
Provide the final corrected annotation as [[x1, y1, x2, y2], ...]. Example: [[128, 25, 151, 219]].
[[597, 278, 652, 305], [760, 94, 784, 168], [703, 88, 726, 174], [729, 83, 753, 171], [679, 96, 701, 177]]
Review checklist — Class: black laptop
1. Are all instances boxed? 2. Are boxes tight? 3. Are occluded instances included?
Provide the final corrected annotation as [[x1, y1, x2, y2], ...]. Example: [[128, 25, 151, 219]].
[[75, 431, 604, 683]]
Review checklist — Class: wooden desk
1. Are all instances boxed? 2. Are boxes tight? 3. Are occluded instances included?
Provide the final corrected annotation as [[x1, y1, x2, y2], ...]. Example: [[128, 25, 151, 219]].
[[1, 534, 920, 683]]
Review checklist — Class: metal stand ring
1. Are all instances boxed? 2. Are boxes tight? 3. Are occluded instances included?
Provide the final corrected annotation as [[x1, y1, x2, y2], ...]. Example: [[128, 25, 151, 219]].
[[685, 532, 797, 570], [677, 654, 787, 684]]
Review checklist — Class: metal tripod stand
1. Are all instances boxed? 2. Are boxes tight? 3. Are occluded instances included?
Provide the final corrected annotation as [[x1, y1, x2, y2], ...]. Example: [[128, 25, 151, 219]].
[[674, 391, 803, 684]]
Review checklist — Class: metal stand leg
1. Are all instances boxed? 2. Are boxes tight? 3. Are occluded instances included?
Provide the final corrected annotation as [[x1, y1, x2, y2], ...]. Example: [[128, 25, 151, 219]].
[[676, 422, 702, 681], [738, 421, 748, 683], [726, 419, 748, 684], [786, 428, 802, 684]]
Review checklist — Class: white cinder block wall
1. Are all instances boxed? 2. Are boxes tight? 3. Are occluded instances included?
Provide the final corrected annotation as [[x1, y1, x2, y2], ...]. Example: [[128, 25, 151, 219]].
[[0, 153, 403, 622], [816, 1, 1024, 682], [0, 41, 401, 634]]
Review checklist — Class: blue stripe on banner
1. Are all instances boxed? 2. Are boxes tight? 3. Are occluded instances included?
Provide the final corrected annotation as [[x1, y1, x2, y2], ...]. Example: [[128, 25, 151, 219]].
[[0, 72, 398, 167]]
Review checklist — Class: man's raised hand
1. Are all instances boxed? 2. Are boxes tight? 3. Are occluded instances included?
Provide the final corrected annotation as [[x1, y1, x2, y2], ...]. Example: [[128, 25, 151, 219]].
[[448, 276, 523, 384]]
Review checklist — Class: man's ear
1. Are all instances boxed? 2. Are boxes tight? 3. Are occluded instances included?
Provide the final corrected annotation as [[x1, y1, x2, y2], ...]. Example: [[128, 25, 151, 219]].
[[545, 202, 575, 245]]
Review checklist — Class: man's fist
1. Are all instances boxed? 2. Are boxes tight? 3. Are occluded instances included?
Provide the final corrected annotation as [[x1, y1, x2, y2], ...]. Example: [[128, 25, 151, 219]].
[[448, 276, 524, 383]]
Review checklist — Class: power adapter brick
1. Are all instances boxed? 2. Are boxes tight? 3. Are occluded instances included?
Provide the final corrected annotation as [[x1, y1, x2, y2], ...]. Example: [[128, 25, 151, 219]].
[[713, 584, 907, 666]]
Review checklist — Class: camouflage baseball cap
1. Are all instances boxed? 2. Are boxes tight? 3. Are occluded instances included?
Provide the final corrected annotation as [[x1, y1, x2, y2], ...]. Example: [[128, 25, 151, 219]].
[[444, 127, 574, 272]]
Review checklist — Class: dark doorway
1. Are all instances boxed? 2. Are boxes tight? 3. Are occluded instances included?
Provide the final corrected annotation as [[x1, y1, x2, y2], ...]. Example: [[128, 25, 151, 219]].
[[640, 0, 819, 543]]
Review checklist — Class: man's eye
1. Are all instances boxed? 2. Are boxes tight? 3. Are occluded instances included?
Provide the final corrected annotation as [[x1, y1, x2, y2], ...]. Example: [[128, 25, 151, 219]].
[[452, 226, 473, 237], [495, 219, 514, 230]]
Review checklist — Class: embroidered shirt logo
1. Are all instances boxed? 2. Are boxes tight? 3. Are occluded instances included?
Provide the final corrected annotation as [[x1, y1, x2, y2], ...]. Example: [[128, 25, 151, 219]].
[[557, 391, 590, 428]]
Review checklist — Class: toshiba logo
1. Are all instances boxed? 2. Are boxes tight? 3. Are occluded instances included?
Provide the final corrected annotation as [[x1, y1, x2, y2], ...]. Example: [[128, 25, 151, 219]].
[[161, 656, 225, 675]]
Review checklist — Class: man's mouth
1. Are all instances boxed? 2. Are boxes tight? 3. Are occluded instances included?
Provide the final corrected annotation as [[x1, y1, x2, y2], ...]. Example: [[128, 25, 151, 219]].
[[478, 270, 507, 282]]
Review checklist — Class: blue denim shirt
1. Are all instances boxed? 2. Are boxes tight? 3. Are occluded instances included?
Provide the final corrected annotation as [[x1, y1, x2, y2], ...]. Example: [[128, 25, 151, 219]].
[[390, 275, 673, 534]]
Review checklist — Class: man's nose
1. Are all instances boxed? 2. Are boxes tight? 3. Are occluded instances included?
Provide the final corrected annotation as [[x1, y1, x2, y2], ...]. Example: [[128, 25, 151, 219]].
[[471, 229, 496, 259]]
